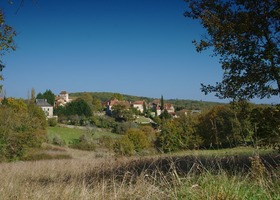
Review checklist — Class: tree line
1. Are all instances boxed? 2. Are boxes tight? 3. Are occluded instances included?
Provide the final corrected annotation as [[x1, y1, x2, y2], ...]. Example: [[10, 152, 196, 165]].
[[0, 98, 47, 161], [51, 90, 280, 154]]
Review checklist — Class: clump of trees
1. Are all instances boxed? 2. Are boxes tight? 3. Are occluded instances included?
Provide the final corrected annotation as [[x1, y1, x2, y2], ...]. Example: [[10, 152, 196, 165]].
[[156, 114, 201, 153], [0, 98, 47, 161], [54, 98, 92, 125], [155, 102, 280, 152], [36, 89, 56, 105]]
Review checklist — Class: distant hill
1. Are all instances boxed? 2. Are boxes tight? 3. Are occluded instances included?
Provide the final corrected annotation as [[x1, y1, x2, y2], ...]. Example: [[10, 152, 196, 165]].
[[69, 92, 225, 111]]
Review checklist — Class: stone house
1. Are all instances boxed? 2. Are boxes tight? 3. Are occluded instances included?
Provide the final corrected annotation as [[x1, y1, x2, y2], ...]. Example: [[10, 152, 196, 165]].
[[106, 99, 130, 114], [132, 101, 145, 113], [150, 99, 175, 116], [55, 91, 72, 107], [36, 99, 53, 118]]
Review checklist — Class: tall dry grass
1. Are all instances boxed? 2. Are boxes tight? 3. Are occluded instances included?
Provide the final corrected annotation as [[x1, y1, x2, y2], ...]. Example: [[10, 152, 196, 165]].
[[0, 149, 279, 200], [0, 157, 171, 199]]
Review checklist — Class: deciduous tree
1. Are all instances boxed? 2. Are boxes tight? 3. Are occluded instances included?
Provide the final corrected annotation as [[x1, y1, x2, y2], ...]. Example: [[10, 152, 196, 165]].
[[111, 104, 134, 122], [250, 105, 280, 145], [0, 99, 47, 161], [185, 0, 280, 100], [196, 105, 242, 148], [0, 9, 16, 91], [64, 98, 92, 117]]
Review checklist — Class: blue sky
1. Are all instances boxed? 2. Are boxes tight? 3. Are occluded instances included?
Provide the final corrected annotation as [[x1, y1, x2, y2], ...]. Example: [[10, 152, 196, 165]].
[[0, 0, 278, 104]]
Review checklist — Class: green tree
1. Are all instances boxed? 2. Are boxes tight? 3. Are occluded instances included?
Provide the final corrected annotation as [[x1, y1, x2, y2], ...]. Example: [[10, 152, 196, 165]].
[[111, 104, 134, 122], [36, 92, 44, 99], [64, 98, 92, 117], [92, 96, 102, 112], [250, 105, 280, 146], [126, 128, 150, 152], [160, 95, 164, 111], [0, 99, 47, 161], [160, 109, 172, 120], [196, 105, 241, 148], [114, 135, 134, 156], [156, 115, 201, 153], [30, 88, 36, 103], [176, 114, 202, 149], [185, 0, 280, 100], [111, 93, 124, 101], [230, 100, 254, 143], [0, 9, 16, 91], [36, 89, 55, 106], [140, 125, 157, 144], [43, 89, 55, 106], [80, 93, 93, 111], [156, 120, 183, 152], [143, 101, 147, 115]]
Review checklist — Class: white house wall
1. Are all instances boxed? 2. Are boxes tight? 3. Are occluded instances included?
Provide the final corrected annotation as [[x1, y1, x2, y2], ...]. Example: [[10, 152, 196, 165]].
[[41, 106, 53, 117]]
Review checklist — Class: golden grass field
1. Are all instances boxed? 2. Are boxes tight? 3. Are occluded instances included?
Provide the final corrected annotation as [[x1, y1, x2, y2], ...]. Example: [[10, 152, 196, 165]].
[[0, 145, 279, 200]]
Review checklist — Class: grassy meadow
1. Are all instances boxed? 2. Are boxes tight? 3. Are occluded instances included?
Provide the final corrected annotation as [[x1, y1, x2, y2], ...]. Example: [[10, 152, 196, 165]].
[[0, 146, 279, 199], [48, 126, 85, 144], [0, 126, 279, 199], [48, 125, 120, 144]]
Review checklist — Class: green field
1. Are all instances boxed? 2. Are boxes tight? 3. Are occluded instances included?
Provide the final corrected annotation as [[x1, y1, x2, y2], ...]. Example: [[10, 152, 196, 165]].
[[134, 116, 151, 124], [47, 125, 120, 144]]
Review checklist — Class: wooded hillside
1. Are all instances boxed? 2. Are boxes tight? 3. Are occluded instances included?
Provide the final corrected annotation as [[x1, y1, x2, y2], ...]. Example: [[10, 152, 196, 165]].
[[69, 92, 225, 111]]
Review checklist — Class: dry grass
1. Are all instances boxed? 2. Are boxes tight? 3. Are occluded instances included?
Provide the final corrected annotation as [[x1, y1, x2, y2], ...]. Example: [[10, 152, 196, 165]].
[[0, 157, 170, 199], [0, 147, 279, 200]]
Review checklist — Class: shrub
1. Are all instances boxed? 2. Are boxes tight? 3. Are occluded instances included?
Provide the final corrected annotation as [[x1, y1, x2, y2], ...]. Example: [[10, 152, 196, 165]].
[[52, 135, 65, 146], [113, 128, 150, 156], [114, 135, 135, 156], [69, 134, 96, 151], [98, 136, 115, 151], [48, 117, 58, 127], [91, 115, 116, 129], [140, 125, 157, 144], [0, 100, 47, 161], [126, 129, 150, 152], [112, 122, 138, 134]]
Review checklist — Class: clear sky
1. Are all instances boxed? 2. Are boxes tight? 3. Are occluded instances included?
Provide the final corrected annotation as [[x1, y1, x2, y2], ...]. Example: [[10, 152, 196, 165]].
[[0, 0, 278, 104]]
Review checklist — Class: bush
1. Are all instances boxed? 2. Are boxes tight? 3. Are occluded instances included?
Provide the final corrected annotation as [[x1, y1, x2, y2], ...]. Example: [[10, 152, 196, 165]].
[[140, 125, 157, 144], [52, 135, 65, 146], [114, 135, 135, 156], [126, 129, 150, 152], [48, 117, 58, 127], [69, 134, 96, 151], [98, 136, 115, 151], [112, 122, 138, 134], [113, 128, 150, 156], [0, 100, 47, 161], [91, 116, 116, 129]]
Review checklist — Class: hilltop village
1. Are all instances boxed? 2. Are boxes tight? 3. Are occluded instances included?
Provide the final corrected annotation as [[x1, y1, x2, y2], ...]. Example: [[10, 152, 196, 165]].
[[35, 90, 202, 122]]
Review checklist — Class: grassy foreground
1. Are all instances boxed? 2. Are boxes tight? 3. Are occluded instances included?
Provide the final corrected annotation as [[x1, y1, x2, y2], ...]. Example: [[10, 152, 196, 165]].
[[0, 147, 279, 200]]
